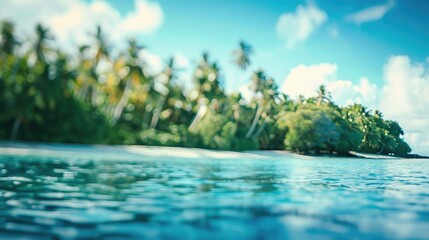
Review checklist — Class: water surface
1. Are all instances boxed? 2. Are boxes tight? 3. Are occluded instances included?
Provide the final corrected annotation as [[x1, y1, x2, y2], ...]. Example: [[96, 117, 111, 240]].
[[0, 148, 429, 239]]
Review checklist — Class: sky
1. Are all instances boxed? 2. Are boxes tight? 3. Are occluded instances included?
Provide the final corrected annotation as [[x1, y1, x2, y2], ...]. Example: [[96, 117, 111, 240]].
[[1, 0, 429, 154]]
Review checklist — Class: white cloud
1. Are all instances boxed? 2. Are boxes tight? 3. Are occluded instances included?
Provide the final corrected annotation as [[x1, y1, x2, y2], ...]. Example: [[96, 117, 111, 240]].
[[139, 49, 163, 75], [0, 0, 70, 34], [281, 63, 377, 107], [380, 55, 429, 117], [121, 0, 164, 34], [0, 0, 164, 50], [379, 55, 429, 155], [327, 77, 377, 106], [276, 2, 327, 48], [281, 63, 337, 98], [50, 1, 122, 48], [345, 0, 395, 25]]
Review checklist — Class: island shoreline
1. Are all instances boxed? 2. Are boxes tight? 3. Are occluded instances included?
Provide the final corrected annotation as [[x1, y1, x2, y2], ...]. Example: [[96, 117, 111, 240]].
[[1, 141, 427, 160]]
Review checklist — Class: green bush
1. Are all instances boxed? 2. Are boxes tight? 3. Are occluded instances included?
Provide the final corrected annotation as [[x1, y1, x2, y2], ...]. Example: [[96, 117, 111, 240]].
[[192, 110, 259, 151], [278, 105, 362, 154]]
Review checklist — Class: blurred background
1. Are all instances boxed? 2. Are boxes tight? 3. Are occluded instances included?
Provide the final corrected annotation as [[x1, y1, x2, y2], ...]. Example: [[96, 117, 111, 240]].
[[0, 0, 428, 155]]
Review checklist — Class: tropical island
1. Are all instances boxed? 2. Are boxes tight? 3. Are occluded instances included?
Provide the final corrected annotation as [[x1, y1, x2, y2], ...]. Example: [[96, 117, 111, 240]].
[[0, 22, 412, 157]]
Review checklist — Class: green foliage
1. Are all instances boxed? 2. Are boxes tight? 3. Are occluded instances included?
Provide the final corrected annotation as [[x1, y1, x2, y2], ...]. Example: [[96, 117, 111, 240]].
[[191, 110, 259, 151], [278, 106, 339, 153], [277, 105, 363, 154], [22, 98, 111, 144], [138, 129, 182, 147], [341, 104, 411, 156], [0, 21, 412, 156]]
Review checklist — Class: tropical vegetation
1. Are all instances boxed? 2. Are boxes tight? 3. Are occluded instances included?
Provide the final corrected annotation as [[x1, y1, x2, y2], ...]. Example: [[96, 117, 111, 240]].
[[0, 21, 411, 156]]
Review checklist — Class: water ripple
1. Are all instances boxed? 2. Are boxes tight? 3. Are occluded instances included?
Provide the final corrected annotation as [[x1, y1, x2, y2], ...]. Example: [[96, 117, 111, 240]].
[[0, 154, 429, 239]]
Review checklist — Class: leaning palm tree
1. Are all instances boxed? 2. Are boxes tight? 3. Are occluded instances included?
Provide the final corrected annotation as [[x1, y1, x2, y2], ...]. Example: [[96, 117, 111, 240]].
[[150, 57, 179, 129], [245, 69, 267, 138], [252, 77, 280, 138], [189, 53, 224, 131], [112, 38, 145, 124]]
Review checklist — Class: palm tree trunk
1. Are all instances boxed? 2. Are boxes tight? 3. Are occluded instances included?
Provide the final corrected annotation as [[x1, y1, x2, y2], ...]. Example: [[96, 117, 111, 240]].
[[112, 90, 131, 124], [10, 116, 21, 141], [253, 103, 271, 138], [245, 102, 263, 138], [253, 116, 268, 138], [112, 79, 132, 124], [189, 102, 207, 131], [150, 96, 165, 129]]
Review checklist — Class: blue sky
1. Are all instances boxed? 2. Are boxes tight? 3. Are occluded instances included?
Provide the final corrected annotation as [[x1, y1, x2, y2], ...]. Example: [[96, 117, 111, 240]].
[[1, 0, 429, 154], [108, 0, 429, 91]]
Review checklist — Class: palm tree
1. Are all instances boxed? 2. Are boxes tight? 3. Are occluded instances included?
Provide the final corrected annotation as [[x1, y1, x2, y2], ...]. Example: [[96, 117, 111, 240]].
[[33, 24, 58, 109], [0, 21, 20, 92], [91, 25, 112, 105], [112, 38, 145, 124], [231, 41, 253, 94], [75, 25, 111, 106], [252, 77, 279, 138], [93, 26, 110, 64], [10, 24, 54, 141], [1, 21, 21, 140], [232, 41, 253, 71], [150, 57, 179, 129], [0, 21, 19, 57], [193, 52, 223, 100], [32, 24, 54, 63], [344, 104, 381, 153], [316, 85, 331, 105], [245, 69, 267, 138], [189, 53, 224, 131]]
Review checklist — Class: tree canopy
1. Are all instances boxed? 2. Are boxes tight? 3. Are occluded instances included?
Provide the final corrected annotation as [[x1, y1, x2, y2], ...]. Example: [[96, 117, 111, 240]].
[[0, 21, 411, 156]]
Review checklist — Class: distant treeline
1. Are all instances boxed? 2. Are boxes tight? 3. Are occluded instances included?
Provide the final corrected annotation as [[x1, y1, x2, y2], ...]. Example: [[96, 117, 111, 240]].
[[0, 21, 411, 156]]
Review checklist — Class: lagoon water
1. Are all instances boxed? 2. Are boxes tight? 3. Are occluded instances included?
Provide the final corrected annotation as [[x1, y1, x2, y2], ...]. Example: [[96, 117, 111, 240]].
[[0, 145, 429, 239]]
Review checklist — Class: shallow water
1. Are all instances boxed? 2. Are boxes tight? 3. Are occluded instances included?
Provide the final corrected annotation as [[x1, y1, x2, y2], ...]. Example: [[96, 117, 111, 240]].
[[0, 151, 429, 239]]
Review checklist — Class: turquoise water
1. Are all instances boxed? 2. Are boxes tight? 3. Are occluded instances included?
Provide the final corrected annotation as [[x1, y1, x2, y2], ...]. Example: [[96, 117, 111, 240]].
[[1, 152, 429, 239]]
